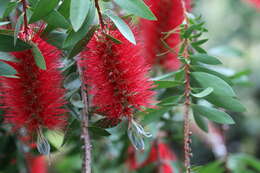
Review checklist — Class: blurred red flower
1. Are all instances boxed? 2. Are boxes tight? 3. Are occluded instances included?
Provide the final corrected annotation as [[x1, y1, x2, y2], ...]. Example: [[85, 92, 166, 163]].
[[141, 0, 192, 70]]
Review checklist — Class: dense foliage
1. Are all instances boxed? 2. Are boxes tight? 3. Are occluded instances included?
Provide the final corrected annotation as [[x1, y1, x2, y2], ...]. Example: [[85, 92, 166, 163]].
[[0, 0, 260, 173]]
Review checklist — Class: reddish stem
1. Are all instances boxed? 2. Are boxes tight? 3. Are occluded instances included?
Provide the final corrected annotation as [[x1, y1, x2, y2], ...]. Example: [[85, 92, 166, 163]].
[[181, 0, 192, 172], [21, 0, 29, 38], [77, 60, 92, 173], [94, 0, 105, 30]]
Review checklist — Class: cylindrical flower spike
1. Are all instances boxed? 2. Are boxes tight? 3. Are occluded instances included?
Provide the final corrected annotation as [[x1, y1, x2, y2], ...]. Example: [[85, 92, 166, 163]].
[[0, 31, 67, 134], [80, 28, 155, 119], [141, 0, 192, 70]]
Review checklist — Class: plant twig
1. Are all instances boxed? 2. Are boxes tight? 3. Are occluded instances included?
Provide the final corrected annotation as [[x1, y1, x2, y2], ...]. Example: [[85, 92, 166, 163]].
[[94, 0, 105, 30], [77, 60, 92, 173], [181, 0, 192, 172], [21, 0, 29, 38]]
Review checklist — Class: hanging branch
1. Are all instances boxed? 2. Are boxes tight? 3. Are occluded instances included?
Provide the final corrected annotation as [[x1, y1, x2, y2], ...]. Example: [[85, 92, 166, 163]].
[[181, 1, 192, 172], [77, 61, 92, 173]]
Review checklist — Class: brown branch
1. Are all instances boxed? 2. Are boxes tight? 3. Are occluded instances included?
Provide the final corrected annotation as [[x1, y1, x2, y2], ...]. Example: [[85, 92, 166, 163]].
[[94, 0, 105, 30], [21, 0, 29, 38], [77, 60, 92, 173], [181, 0, 192, 172]]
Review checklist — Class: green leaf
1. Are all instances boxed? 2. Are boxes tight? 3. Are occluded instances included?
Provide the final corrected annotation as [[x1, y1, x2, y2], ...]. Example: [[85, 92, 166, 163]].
[[63, 0, 95, 48], [191, 72, 236, 97], [29, 0, 60, 23], [0, 61, 17, 76], [64, 72, 81, 90], [191, 39, 208, 46], [151, 69, 183, 81], [70, 93, 84, 108], [191, 65, 232, 85], [114, 0, 156, 20], [190, 54, 222, 65], [70, 0, 90, 31], [45, 130, 64, 149], [88, 127, 111, 136], [105, 33, 122, 44], [0, 34, 31, 52], [44, 10, 70, 29], [45, 31, 67, 49], [104, 10, 136, 44], [191, 87, 213, 98], [0, 52, 18, 62], [0, 21, 10, 26], [193, 112, 208, 132], [158, 95, 182, 106], [192, 105, 235, 124], [3, 1, 18, 18], [68, 26, 97, 58], [154, 80, 183, 89], [14, 13, 24, 46], [141, 107, 172, 125], [31, 42, 46, 70], [205, 94, 246, 112], [58, 0, 71, 19], [94, 118, 121, 128], [193, 161, 224, 173]]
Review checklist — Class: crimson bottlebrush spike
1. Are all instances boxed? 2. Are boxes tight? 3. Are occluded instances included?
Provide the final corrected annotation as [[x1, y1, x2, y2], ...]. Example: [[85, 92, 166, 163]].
[[0, 31, 67, 134], [141, 0, 192, 70], [80, 28, 155, 119], [127, 142, 177, 173]]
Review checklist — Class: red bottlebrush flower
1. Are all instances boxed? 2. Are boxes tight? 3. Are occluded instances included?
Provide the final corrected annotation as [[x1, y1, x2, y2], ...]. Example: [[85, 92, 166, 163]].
[[0, 32, 67, 133], [28, 156, 48, 173], [141, 0, 192, 70], [243, 0, 260, 9], [80, 28, 155, 119], [127, 142, 177, 173]]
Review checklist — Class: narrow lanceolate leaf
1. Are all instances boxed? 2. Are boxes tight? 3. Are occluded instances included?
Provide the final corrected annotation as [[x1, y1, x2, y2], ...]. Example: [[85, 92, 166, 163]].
[[14, 13, 24, 46], [190, 54, 222, 65], [114, 0, 156, 20], [191, 87, 213, 98], [88, 127, 111, 136], [192, 104, 235, 124], [3, 1, 18, 18], [0, 34, 31, 52], [193, 111, 208, 132], [154, 80, 183, 89], [0, 61, 17, 76], [191, 72, 236, 97], [70, 0, 90, 31], [58, 0, 71, 19], [31, 42, 46, 70], [0, 21, 10, 26], [29, 0, 60, 23], [44, 10, 70, 29], [69, 26, 97, 58], [206, 94, 246, 112], [63, 0, 95, 48], [104, 10, 136, 44]]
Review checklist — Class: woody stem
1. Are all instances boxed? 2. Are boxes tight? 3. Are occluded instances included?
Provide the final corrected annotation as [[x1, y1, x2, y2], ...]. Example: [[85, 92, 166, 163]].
[[77, 60, 92, 173], [21, 0, 29, 37]]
